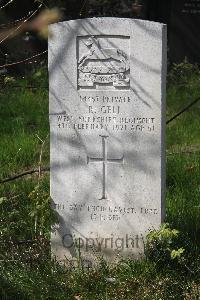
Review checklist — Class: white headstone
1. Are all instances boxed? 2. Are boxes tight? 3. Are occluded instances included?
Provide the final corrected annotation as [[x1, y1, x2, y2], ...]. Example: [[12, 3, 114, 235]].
[[49, 18, 167, 267]]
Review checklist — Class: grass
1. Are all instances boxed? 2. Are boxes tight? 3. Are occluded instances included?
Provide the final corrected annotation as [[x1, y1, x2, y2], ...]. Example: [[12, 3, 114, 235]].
[[0, 79, 49, 178], [0, 64, 200, 299]]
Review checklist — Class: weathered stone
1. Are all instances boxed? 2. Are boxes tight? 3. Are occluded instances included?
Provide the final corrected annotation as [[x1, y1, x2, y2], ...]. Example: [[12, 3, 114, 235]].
[[49, 17, 167, 266]]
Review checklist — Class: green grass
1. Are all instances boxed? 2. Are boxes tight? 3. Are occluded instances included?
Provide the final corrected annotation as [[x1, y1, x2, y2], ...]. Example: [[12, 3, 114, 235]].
[[166, 71, 200, 245], [0, 84, 49, 177], [0, 67, 200, 299]]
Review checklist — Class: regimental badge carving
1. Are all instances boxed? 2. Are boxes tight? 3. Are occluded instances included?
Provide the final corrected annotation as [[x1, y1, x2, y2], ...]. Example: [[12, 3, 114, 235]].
[[77, 35, 130, 90]]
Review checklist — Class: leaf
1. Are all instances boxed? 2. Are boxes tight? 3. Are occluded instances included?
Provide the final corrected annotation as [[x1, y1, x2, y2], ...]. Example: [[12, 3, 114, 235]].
[[74, 296, 82, 300], [29, 210, 37, 217], [0, 197, 7, 205], [171, 248, 185, 260]]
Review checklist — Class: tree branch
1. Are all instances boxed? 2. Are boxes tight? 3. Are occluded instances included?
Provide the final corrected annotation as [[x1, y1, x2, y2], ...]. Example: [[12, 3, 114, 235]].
[[0, 6, 61, 44], [0, 50, 47, 69], [0, 4, 43, 44], [0, 167, 50, 184], [1, 147, 200, 184], [0, 0, 14, 10], [166, 96, 200, 124]]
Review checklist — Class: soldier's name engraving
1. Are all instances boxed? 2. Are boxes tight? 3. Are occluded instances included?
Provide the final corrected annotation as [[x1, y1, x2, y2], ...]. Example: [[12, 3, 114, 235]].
[[88, 105, 120, 114]]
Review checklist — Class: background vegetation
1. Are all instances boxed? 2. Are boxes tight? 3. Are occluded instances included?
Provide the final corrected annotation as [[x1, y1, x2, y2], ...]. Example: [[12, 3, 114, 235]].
[[0, 61, 199, 299], [0, 0, 199, 299]]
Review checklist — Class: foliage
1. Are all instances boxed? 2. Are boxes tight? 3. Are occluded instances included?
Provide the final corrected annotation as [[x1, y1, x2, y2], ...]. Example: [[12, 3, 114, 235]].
[[0, 253, 199, 299], [0, 178, 57, 265], [168, 58, 200, 86], [146, 223, 182, 262], [145, 223, 198, 274], [28, 183, 58, 236], [0, 65, 200, 298]]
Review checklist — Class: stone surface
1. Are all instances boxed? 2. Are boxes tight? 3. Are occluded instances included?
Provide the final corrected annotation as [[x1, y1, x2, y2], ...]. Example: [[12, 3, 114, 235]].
[[49, 17, 167, 267]]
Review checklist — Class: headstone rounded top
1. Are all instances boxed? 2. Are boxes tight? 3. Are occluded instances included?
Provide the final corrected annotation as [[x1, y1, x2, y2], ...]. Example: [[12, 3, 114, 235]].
[[49, 17, 166, 29], [49, 15, 167, 265]]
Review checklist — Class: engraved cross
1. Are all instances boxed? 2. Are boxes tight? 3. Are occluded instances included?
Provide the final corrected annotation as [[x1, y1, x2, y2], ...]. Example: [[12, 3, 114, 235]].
[[87, 135, 124, 200]]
